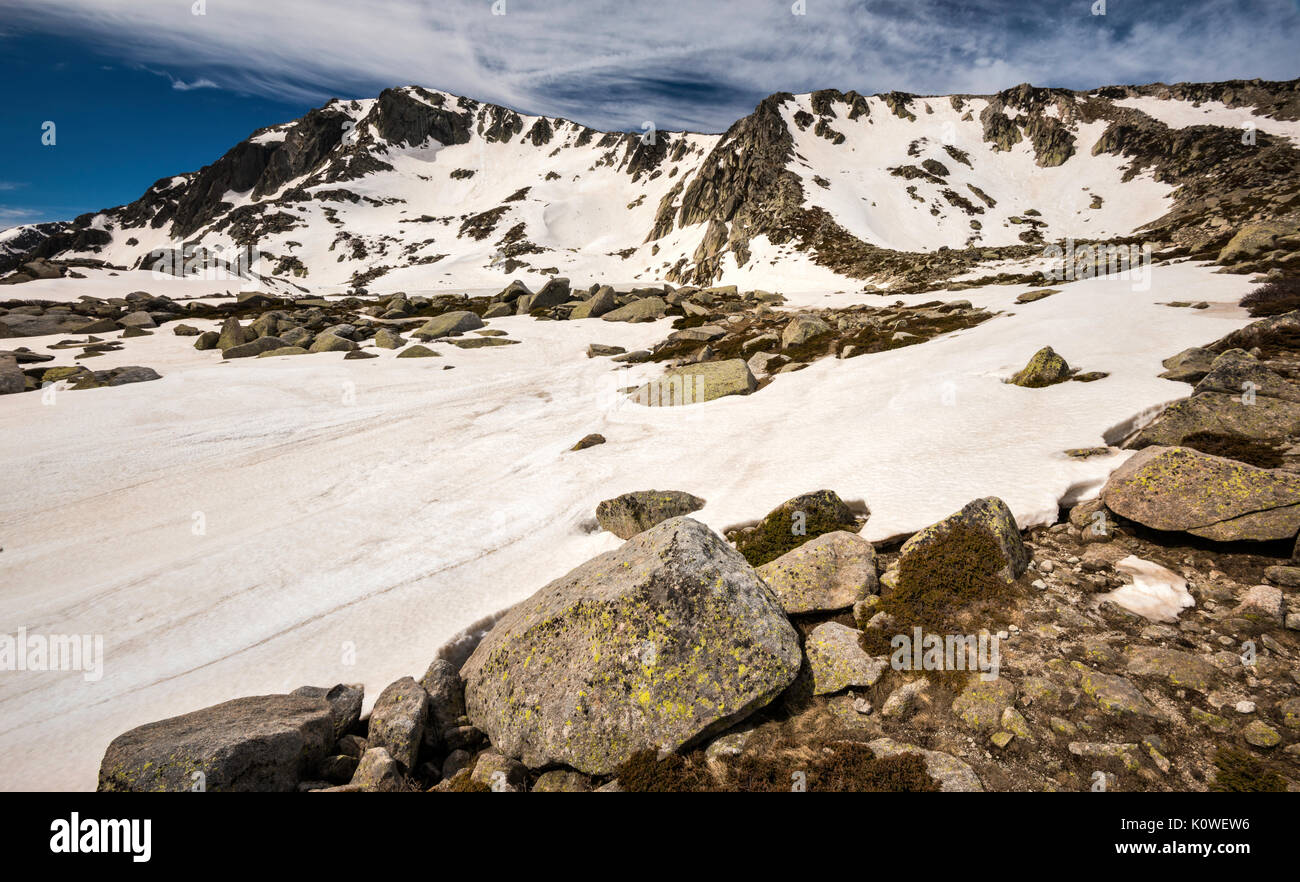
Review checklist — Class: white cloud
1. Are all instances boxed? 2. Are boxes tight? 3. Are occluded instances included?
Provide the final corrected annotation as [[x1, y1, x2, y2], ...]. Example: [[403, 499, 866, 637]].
[[171, 77, 219, 91], [1, 0, 1297, 131]]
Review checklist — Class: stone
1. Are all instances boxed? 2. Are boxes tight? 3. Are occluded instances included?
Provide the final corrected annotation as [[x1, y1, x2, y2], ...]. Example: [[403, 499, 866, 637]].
[[586, 343, 625, 357], [881, 679, 928, 718], [866, 738, 982, 792], [1015, 288, 1058, 303], [373, 328, 406, 349], [595, 489, 706, 539], [256, 346, 309, 358], [396, 344, 441, 358], [290, 683, 364, 739], [349, 747, 407, 791], [470, 752, 528, 792], [630, 358, 758, 406], [898, 496, 1029, 582], [418, 658, 467, 742], [223, 335, 290, 359], [531, 770, 592, 792], [0, 356, 23, 395], [601, 296, 666, 323], [1124, 646, 1219, 693], [571, 287, 617, 319], [734, 489, 862, 567], [1101, 446, 1300, 542], [1242, 720, 1281, 748], [215, 317, 246, 351], [460, 517, 801, 775], [1264, 565, 1300, 588], [416, 311, 484, 338], [1009, 346, 1071, 387], [952, 679, 1017, 730], [805, 622, 888, 695], [1217, 220, 1300, 264], [571, 433, 606, 451], [97, 694, 336, 792], [308, 332, 357, 353], [1073, 664, 1159, 718], [756, 530, 878, 613], [193, 331, 219, 350], [1159, 346, 1218, 382], [366, 677, 429, 771], [1235, 584, 1284, 624], [781, 314, 832, 348]]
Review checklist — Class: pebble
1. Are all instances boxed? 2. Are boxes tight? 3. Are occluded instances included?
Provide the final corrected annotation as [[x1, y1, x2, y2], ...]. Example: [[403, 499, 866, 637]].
[[1235, 700, 1256, 714]]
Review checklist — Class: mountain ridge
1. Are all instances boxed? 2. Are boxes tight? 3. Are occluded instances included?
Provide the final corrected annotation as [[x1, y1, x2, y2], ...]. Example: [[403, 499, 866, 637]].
[[4, 77, 1299, 292]]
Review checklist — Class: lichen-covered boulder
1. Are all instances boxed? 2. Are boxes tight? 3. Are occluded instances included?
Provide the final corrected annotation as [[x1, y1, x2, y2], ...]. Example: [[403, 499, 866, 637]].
[[1217, 220, 1300, 264], [1194, 350, 1300, 403], [781, 314, 832, 348], [629, 358, 756, 406], [805, 622, 888, 695], [898, 496, 1028, 582], [1158, 346, 1218, 382], [415, 310, 484, 339], [460, 517, 801, 775], [1101, 446, 1300, 542], [366, 677, 429, 771], [1008, 346, 1071, 387], [595, 489, 706, 539], [734, 489, 863, 567], [602, 296, 666, 323], [757, 530, 878, 613], [97, 695, 336, 792], [1129, 392, 1300, 447]]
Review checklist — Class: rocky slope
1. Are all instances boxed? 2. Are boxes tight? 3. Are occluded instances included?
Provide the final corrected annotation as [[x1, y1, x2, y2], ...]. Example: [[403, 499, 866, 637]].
[[84, 297, 1300, 792], [4, 79, 1298, 293]]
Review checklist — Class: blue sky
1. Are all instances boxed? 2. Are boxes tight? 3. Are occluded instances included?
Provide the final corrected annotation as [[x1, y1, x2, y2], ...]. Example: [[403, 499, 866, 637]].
[[2, 0, 1298, 229]]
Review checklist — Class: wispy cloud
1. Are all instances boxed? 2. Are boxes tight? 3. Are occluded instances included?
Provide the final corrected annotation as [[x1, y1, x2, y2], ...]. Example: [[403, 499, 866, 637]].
[[0, 182, 25, 192], [0, 206, 43, 230], [1, 0, 1297, 131], [171, 76, 219, 91]]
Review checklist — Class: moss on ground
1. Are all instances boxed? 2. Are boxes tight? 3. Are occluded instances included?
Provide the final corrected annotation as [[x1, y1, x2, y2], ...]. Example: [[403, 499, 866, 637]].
[[1209, 747, 1287, 792]]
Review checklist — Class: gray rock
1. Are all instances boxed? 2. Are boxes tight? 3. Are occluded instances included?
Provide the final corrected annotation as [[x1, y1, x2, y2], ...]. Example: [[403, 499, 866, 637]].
[[373, 328, 406, 349], [898, 496, 1029, 582], [595, 489, 706, 539], [602, 296, 667, 323], [290, 683, 364, 739], [366, 677, 429, 771], [416, 311, 484, 338], [757, 530, 878, 614], [223, 335, 290, 359], [308, 332, 358, 353], [419, 658, 467, 743], [781, 315, 832, 348], [349, 747, 406, 791], [461, 517, 801, 774], [1102, 446, 1300, 542], [0, 355, 24, 395], [97, 694, 336, 792], [806, 622, 888, 695], [471, 752, 528, 791], [629, 358, 756, 406], [866, 738, 983, 792]]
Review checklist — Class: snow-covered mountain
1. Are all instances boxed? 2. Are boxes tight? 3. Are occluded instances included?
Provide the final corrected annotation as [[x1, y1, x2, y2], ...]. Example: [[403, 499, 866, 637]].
[[4, 79, 1299, 293]]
